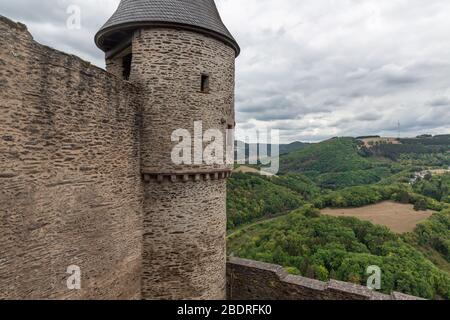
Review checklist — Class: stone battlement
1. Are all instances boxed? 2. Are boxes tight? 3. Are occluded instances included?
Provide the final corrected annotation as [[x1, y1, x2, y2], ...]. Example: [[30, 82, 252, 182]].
[[227, 258, 423, 300], [142, 170, 232, 184]]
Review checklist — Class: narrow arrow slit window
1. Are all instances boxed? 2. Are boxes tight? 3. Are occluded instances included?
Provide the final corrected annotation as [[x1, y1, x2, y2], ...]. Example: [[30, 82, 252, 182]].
[[201, 74, 210, 93]]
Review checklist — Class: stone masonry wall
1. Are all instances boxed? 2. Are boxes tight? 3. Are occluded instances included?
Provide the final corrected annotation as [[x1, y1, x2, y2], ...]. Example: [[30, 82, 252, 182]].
[[143, 179, 227, 300], [131, 28, 235, 299], [227, 258, 423, 300], [131, 28, 236, 174], [0, 16, 143, 299], [106, 56, 123, 79]]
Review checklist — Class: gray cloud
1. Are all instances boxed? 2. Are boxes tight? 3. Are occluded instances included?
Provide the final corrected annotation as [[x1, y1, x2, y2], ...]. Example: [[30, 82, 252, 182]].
[[429, 97, 450, 107], [0, 0, 119, 65], [2, 0, 450, 142], [355, 112, 383, 122]]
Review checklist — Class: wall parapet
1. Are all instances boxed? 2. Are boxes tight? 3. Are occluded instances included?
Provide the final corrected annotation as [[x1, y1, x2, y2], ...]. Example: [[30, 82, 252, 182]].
[[227, 258, 423, 300], [142, 170, 232, 184], [0, 14, 143, 299]]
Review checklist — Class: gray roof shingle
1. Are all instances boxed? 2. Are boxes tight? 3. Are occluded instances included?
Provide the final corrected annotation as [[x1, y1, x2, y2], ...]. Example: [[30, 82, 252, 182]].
[[95, 0, 239, 56]]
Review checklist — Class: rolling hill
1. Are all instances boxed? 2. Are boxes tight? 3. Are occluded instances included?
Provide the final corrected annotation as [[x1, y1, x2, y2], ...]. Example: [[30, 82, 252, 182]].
[[280, 137, 377, 174]]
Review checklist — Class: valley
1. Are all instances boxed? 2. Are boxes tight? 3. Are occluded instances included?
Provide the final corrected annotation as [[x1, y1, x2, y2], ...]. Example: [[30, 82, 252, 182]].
[[227, 134, 450, 299]]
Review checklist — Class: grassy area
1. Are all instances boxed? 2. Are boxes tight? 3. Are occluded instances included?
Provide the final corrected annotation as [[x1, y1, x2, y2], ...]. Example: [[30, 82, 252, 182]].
[[321, 201, 434, 234]]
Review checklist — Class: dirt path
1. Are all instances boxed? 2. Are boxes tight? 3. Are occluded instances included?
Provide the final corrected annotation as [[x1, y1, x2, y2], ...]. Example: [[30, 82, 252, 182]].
[[227, 212, 287, 239]]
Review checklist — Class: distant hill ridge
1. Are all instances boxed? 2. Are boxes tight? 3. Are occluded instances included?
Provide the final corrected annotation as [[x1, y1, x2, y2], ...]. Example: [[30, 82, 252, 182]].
[[234, 141, 309, 161], [236, 134, 450, 158]]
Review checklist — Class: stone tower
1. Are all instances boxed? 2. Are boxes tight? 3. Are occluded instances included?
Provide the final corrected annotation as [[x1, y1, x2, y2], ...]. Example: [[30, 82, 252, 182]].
[[95, 0, 239, 299]]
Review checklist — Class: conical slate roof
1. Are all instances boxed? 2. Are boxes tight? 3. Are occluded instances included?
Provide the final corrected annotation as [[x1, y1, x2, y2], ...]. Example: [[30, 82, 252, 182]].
[[95, 0, 240, 56]]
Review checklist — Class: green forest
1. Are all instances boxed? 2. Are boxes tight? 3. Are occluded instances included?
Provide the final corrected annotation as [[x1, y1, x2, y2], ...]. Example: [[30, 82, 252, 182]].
[[227, 135, 450, 299]]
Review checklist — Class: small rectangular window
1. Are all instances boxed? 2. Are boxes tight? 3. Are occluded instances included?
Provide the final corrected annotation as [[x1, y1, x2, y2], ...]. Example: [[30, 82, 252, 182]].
[[122, 53, 132, 80], [201, 74, 210, 93]]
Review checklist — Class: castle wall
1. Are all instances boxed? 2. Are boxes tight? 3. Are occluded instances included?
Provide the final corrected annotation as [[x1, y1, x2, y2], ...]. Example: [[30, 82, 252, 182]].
[[131, 28, 236, 174], [227, 258, 423, 300], [143, 179, 227, 299], [131, 28, 235, 299], [106, 56, 124, 79], [0, 16, 143, 299]]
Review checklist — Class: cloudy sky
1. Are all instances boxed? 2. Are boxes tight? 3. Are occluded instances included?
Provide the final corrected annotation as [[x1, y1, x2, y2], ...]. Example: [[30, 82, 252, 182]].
[[1, 0, 450, 143]]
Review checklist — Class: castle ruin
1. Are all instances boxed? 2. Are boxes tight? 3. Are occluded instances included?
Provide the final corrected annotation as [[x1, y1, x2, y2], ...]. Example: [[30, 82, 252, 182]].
[[1, 0, 237, 300], [0, 0, 420, 300]]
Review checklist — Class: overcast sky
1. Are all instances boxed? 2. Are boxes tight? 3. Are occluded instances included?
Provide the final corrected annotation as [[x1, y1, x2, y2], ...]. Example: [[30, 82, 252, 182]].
[[1, 0, 450, 143]]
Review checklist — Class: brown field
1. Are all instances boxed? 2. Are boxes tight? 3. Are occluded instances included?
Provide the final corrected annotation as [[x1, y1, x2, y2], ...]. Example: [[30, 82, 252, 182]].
[[234, 165, 261, 174], [321, 201, 434, 233], [428, 169, 450, 175], [358, 137, 401, 148], [234, 165, 277, 176]]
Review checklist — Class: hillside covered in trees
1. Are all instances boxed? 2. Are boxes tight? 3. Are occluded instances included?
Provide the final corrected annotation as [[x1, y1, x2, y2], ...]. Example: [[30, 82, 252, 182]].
[[227, 135, 450, 299], [280, 138, 395, 189], [228, 206, 450, 299]]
